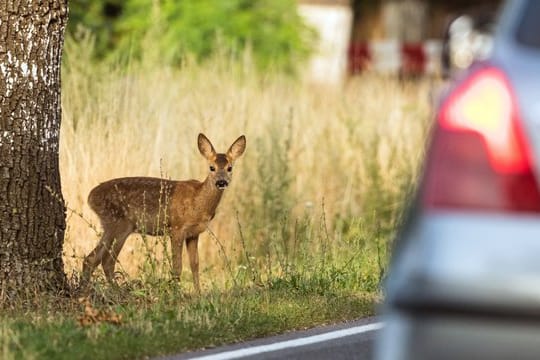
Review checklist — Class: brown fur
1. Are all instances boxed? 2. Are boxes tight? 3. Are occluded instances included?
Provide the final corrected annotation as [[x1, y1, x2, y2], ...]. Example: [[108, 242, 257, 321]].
[[81, 133, 246, 292]]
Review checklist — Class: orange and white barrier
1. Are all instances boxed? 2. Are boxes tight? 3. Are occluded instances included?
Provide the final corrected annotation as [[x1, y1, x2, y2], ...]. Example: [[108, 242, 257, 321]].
[[349, 40, 443, 76]]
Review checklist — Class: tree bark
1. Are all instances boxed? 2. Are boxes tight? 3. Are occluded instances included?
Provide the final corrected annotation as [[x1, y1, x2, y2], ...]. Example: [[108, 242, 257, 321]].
[[0, 1, 68, 296]]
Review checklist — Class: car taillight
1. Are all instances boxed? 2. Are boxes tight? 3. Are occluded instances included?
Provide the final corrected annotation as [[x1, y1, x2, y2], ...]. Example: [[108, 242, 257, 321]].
[[422, 66, 540, 212]]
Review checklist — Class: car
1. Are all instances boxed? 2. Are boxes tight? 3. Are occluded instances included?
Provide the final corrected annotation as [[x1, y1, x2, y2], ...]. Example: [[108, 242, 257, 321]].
[[376, 1, 540, 359]]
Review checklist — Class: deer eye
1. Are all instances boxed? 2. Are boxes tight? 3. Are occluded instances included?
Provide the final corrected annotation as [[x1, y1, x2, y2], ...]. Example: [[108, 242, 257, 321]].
[[227, 166, 232, 172], [210, 166, 216, 172]]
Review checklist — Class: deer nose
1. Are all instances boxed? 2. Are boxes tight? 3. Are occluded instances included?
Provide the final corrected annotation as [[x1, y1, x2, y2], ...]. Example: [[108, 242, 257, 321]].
[[215, 180, 228, 189]]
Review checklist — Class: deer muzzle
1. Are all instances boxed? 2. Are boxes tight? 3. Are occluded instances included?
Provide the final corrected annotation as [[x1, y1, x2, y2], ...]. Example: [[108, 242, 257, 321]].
[[215, 180, 228, 189]]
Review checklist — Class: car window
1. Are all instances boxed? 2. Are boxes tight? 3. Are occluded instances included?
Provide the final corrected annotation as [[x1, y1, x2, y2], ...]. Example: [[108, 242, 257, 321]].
[[516, 0, 540, 48]]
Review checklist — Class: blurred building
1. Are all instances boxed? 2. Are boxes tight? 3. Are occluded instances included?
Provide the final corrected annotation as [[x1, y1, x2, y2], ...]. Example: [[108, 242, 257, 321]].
[[298, 0, 353, 86], [298, 0, 502, 84]]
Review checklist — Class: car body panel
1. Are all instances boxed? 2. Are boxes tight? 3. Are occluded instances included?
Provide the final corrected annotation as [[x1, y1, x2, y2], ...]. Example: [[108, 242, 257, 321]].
[[492, 0, 540, 181]]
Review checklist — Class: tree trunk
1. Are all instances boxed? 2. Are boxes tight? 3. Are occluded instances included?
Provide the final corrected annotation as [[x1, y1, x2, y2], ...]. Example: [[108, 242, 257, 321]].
[[0, 1, 68, 296]]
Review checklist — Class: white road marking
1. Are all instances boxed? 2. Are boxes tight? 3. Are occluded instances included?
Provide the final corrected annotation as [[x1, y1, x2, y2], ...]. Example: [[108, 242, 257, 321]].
[[187, 321, 384, 360]]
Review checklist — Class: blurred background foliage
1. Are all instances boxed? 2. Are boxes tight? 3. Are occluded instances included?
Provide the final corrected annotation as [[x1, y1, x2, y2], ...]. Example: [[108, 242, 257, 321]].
[[68, 0, 316, 72]]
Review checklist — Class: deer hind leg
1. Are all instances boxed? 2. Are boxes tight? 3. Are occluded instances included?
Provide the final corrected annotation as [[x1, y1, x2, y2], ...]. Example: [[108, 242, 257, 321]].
[[186, 235, 200, 293], [101, 220, 135, 284], [81, 220, 133, 286], [82, 228, 115, 285]]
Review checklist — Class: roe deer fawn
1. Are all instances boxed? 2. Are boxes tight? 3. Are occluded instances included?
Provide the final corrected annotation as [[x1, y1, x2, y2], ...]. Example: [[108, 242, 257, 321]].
[[81, 133, 246, 292]]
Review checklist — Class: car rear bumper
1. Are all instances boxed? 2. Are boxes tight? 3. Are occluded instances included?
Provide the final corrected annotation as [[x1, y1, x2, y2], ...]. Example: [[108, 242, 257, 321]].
[[386, 211, 540, 312], [376, 310, 540, 360]]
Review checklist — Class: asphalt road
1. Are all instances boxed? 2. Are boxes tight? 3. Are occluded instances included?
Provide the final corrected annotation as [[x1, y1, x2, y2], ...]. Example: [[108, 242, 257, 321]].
[[158, 317, 382, 360]]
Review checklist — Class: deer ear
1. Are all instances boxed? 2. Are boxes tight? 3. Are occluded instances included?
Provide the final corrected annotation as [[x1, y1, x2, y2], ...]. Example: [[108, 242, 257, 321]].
[[198, 133, 216, 160], [227, 135, 246, 161]]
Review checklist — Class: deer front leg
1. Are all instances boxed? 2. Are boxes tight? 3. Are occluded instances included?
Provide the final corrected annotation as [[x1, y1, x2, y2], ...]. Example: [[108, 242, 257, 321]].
[[186, 235, 200, 293], [170, 230, 185, 282]]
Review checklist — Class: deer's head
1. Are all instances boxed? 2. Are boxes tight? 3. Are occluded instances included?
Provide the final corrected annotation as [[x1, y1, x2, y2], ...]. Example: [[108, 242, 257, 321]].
[[198, 133, 246, 190]]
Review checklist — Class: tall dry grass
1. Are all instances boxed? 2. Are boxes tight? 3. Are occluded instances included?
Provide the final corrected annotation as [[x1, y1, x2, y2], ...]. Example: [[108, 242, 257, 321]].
[[59, 36, 431, 287]]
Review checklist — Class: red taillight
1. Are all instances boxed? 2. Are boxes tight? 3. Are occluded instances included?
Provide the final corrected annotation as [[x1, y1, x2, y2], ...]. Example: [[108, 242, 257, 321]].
[[422, 66, 540, 212]]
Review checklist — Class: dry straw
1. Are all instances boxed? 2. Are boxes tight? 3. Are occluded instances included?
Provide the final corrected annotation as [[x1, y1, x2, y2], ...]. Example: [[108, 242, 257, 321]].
[[60, 39, 431, 285]]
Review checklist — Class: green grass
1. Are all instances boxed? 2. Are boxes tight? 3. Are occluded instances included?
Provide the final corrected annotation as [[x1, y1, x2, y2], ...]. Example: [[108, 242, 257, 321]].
[[2, 284, 376, 359]]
